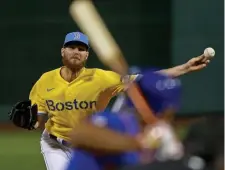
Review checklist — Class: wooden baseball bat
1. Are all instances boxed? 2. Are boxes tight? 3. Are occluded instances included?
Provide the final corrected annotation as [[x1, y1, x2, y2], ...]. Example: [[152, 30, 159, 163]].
[[69, 0, 157, 124]]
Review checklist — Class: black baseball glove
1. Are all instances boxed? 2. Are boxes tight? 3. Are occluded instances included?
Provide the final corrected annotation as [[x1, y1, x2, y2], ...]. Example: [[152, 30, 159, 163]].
[[8, 100, 38, 130]]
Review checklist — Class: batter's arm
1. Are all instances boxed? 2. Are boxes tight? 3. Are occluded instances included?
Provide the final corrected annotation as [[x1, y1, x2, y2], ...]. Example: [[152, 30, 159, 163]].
[[69, 122, 142, 153]]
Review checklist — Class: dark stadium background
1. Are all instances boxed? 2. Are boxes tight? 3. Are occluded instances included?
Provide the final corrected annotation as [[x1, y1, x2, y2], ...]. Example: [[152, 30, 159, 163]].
[[0, 0, 223, 169]]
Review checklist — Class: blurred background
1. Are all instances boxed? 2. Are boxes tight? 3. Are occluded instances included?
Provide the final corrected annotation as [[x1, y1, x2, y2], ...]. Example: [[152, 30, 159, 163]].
[[0, 0, 223, 170]]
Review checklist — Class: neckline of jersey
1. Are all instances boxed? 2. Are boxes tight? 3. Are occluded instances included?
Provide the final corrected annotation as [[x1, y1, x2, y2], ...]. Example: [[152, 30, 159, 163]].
[[56, 67, 86, 85]]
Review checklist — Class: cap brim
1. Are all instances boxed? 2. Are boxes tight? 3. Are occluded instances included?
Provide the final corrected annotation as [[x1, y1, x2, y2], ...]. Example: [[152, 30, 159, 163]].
[[63, 41, 89, 49]]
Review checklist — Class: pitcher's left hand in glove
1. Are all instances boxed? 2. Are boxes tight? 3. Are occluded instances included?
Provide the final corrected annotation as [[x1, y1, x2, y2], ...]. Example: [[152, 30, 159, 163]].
[[8, 100, 38, 130]]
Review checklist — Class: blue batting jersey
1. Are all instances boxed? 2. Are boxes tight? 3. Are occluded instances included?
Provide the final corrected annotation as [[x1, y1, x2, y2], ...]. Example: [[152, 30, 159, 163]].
[[66, 111, 142, 170]]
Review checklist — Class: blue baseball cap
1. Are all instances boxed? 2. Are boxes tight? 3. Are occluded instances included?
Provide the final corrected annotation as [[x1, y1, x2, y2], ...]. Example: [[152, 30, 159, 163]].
[[126, 67, 182, 115], [63, 32, 89, 48]]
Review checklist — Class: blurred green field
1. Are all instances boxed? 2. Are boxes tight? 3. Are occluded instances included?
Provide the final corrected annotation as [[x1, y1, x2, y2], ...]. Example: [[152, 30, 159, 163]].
[[0, 125, 188, 170], [0, 131, 45, 170]]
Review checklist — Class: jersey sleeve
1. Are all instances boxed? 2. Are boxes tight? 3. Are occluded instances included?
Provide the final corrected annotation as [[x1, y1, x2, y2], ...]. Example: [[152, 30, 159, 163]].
[[29, 78, 47, 115], [102, 70, 138, 96]]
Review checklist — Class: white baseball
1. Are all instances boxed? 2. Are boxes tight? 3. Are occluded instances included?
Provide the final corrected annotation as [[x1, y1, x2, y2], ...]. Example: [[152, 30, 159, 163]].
[[204, 47, 215, 58]]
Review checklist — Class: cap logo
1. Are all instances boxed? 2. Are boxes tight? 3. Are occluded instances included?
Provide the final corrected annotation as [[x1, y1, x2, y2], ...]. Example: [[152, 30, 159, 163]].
[[74, 32, 80, 40]]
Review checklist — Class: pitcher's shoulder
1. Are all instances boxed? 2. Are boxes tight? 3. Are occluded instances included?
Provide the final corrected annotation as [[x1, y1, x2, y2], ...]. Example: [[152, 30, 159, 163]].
[[90, 68, 119, 77], [39, 68, 60, 82]]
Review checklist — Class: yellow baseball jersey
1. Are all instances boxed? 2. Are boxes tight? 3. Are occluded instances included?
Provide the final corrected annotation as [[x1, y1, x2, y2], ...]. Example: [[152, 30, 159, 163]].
[[29, 67, 136, 141]]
